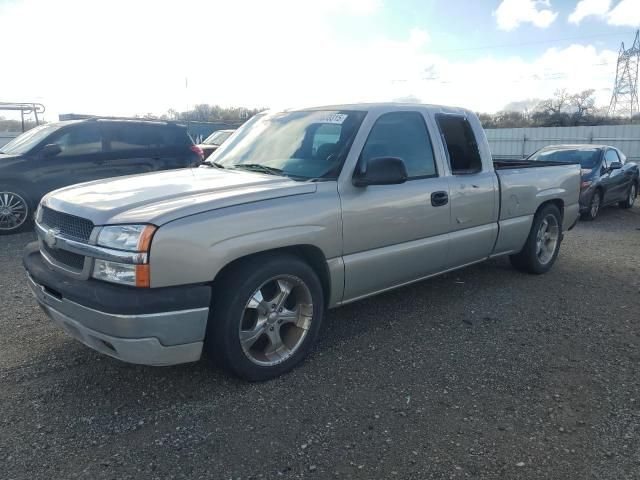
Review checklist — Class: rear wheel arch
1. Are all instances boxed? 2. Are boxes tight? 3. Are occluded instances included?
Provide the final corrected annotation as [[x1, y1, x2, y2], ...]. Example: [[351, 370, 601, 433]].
[[537, 199, 564, 226]]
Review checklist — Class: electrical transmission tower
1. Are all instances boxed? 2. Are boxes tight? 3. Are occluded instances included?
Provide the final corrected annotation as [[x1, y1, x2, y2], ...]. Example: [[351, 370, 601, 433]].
[[608, 30, 640, 118]]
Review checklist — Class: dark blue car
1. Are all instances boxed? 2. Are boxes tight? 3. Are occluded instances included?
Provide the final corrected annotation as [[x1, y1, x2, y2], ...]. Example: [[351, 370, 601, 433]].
[[528, 145, 639, 220]]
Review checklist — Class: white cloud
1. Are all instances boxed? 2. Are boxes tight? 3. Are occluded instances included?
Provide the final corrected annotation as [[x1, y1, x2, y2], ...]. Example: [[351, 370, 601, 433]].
[[568, 0, 640, 26], [568, 0, 611, 24], [0, 0, 618, 118], [607, 0, 640, 26], [494, 0, 559, 31], [413, 43, 617, 112]]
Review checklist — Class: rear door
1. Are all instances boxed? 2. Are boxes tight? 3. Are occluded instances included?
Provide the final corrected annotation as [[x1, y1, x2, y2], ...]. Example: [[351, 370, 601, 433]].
[[339, 110, 451, 301], [102, 123, 193, 177], [435, 114, 498, 267]]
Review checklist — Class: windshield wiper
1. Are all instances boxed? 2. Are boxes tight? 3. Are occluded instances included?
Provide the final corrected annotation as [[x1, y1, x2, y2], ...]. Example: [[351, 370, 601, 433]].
[[203, 160, 226, 169], [231, 163, 284, 176]]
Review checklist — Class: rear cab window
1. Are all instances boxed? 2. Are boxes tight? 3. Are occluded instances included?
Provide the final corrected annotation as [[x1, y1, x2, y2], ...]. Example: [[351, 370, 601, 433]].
[[436, 115, 483, 174]]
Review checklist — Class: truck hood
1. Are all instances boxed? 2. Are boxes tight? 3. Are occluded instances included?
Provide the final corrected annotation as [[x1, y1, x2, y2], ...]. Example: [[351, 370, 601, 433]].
[[42, 167, 317, 226]]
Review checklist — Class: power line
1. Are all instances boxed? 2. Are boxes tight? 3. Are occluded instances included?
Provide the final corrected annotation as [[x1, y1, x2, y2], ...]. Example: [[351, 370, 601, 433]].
[[431, 31, 637, 55]]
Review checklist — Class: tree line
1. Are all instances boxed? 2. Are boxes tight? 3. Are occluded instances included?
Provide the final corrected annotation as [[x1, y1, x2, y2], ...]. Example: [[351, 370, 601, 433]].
[[0, 118, 38, 132], [478, 89, 640, 129], [157, 104, 266, 124]]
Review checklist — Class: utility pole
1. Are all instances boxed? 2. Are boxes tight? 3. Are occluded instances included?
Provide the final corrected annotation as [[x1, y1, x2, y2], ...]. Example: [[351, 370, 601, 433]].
[[608, 30, 640, 118]]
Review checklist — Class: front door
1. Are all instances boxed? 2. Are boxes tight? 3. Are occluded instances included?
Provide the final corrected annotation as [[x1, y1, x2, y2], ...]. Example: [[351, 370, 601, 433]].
[[601, 149, 627, 204], [31, 123, 108, 200], [339, 110, 451, 302]]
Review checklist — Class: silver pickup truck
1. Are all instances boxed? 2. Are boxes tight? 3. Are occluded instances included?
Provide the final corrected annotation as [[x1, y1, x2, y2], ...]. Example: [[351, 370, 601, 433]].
[[24, 104, 580, 380]]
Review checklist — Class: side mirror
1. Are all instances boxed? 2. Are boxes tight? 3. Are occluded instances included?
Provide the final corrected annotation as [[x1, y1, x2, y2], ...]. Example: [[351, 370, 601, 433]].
[[353, 156, 408, 187], [609, 161, 622, 170], [40, 144, 62, 158]]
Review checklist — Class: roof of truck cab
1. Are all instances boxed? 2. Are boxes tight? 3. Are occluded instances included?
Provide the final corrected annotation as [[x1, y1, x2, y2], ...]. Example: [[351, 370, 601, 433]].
[[287, 102, 471, 114]]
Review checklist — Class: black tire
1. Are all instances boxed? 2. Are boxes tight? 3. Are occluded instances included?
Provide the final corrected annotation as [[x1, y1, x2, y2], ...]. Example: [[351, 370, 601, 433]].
[[204, 253, 324, 381], [618, 182, 637, 209], [0, 184, 34, 235], [510, 203, 563, 274], [580, 190, 602, 221]]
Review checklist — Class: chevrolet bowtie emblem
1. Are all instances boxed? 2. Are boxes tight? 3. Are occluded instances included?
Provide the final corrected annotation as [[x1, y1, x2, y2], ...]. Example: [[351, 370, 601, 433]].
[[45, 228, 61, 249]]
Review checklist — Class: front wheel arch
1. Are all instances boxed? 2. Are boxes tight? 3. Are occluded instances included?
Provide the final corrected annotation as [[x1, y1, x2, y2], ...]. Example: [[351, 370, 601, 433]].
[[211, 245, 332, 308]]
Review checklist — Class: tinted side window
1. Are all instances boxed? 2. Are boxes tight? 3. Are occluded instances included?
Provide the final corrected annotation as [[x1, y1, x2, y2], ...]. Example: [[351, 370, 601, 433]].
[[52, 125, 102, 156], [109, 125, 165, 152], [437, 115, 483, 174], [361, 111, 437, 178], [604, 149, 619, 167]]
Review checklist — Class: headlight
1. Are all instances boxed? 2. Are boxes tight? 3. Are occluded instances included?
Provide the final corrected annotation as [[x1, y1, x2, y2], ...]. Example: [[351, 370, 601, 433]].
[[97, 224, 156, 251], [92, 224, 156, 287]]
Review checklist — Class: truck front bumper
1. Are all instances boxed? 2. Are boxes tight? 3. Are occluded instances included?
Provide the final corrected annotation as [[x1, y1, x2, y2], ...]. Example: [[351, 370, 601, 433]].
[[23, 243, 211, 366]]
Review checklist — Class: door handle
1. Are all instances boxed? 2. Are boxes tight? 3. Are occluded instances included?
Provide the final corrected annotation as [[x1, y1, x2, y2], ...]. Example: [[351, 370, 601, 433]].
[[431, 191, 449, 207]]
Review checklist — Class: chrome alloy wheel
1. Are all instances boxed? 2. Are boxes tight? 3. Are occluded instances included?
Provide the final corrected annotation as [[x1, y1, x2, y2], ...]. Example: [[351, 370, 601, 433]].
[[536, 214, 560, 265], [629, 184, 637, 206], [590, 193, 600, 218], [0, 191, 28, 231], [238, 275, 313, 366]]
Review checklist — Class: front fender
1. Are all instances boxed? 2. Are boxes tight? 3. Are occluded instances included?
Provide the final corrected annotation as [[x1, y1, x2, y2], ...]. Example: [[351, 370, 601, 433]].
[[149, 185, 342, 291]]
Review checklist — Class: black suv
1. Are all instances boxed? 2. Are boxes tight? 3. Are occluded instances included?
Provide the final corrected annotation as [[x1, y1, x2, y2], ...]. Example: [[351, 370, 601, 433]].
[[0, 118, 203, 233]]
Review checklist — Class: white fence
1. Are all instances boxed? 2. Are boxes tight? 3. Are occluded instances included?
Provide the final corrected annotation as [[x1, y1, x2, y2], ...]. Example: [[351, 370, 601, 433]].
[[485, 124, 640, 161]]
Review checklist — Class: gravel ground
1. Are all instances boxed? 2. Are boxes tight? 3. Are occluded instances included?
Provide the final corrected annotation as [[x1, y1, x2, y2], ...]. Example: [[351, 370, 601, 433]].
[[1, 204, 639, 480]]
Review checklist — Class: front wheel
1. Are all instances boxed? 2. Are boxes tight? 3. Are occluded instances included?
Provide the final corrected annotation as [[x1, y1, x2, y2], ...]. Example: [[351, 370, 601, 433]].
[[510, 204, 562, 274], [619, 183, 637, 209], [205, 253, 324, 381], [581, 191, 601, 221], [0, 186, 33, 235]]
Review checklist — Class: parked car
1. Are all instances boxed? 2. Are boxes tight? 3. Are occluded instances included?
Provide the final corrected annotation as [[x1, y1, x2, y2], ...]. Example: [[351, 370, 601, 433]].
[[198, 129, 235, 159], [0, 118, 204, 234], [527, 145, 639, 220], [23, 103, 581, 380]]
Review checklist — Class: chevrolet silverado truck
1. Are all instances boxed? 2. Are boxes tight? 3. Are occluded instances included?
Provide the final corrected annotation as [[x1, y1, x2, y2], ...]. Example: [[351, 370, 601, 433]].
[[23, 104, 581, 380]]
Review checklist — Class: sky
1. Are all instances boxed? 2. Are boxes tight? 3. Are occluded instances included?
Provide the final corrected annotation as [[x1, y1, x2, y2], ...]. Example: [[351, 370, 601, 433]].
[[0, 0, 639, 121]]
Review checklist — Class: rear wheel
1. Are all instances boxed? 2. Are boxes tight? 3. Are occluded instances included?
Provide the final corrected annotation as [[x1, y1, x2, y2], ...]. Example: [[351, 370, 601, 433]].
[[0, 186, 32, 235], [581, 190, 601, 221], [510, 204, 562, 274], [205, 253, 324, 381], [619, 183, 637, 209]]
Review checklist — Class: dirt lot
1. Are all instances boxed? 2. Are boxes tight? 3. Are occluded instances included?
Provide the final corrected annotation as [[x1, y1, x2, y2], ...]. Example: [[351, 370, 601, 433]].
[[1, 205, 639, 480]]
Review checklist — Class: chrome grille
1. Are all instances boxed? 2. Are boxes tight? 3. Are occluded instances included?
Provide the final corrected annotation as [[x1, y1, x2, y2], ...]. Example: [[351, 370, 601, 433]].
[[42, 243, 85, 271], [41, 207, 94, 242]]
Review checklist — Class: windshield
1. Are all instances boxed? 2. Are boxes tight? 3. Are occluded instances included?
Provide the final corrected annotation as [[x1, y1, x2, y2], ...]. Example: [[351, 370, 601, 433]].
[[0, 124, 61, 155], [203, 130, 233, 146], [210, 110, 366, 180], [529, 147, 601, 169]]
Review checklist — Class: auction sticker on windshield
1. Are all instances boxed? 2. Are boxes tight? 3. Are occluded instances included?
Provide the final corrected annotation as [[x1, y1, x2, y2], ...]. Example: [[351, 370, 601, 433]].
[[318, 113, 348, 124]]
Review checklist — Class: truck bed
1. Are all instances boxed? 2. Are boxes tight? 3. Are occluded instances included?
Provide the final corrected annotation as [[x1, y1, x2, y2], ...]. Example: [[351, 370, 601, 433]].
[[493, 159, 579, 169]]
